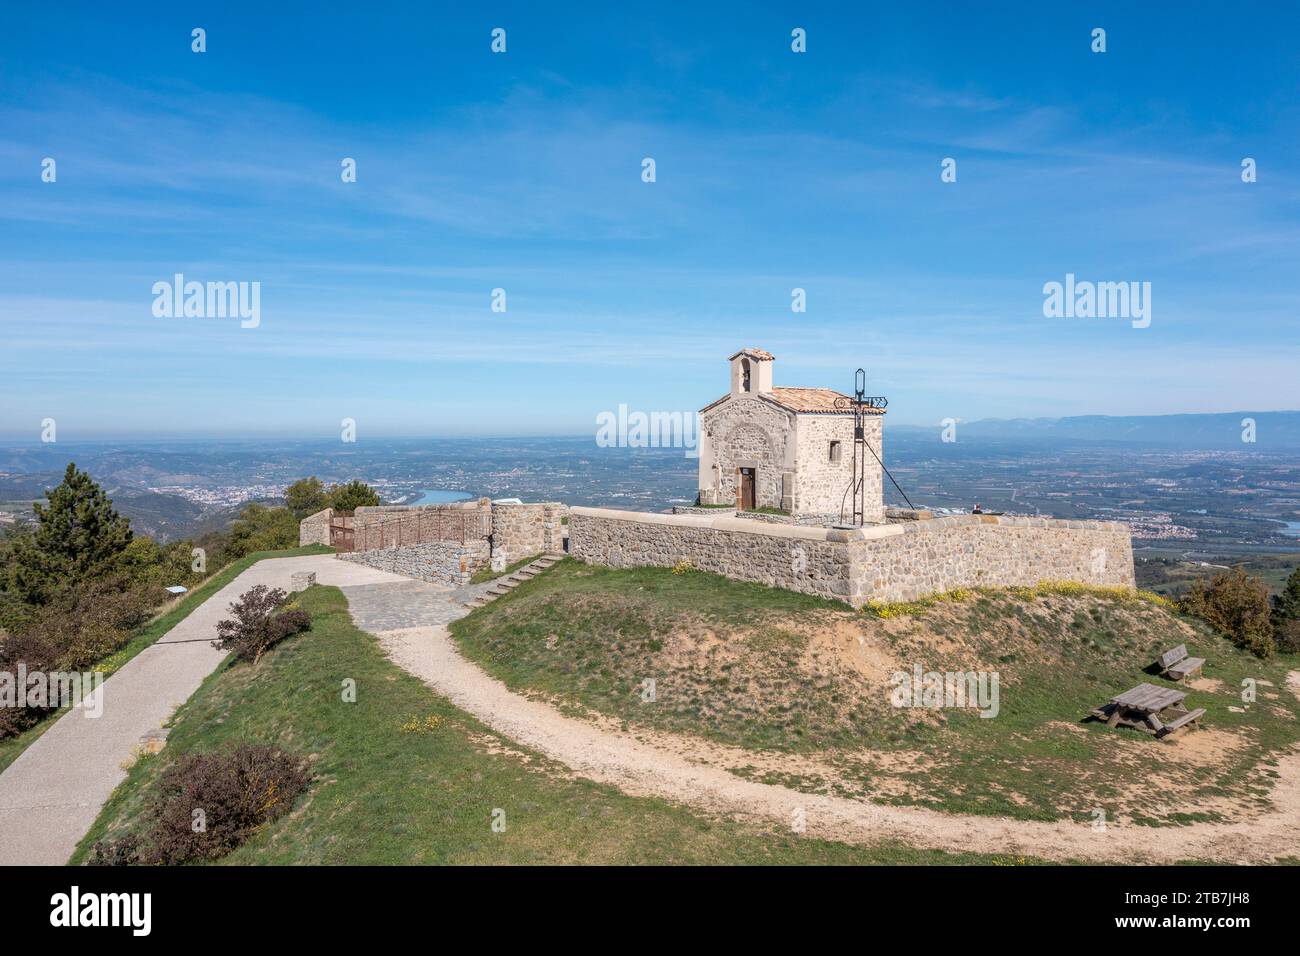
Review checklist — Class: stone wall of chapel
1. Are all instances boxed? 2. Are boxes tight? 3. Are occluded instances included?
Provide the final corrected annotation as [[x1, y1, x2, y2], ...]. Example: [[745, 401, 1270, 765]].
[[793, 415, 884, 522], [698, 396, 794, 508]]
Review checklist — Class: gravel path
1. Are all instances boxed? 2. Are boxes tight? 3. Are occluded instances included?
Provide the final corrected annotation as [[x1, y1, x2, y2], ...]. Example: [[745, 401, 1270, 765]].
[[378, 621, 1300, 865], [0, 555, 405, 866]]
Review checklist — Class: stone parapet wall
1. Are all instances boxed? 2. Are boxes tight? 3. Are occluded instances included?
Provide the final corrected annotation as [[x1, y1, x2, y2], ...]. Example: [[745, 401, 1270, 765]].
[[674, 506, 862, 528], [568, 507, 1134, 607], [338, 539, 490, 586], [572, 506, 855, 601], [299, 508, 333, 546], [491, 502, 567, 560], [848, 513, 1135, 604]]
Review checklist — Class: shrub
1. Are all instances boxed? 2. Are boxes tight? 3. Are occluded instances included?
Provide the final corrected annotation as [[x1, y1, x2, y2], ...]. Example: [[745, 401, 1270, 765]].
[[224, 504, 300, 559], [39, 576, 160, 670], [92, 744, 309, 865], [88, 833, 144, 866], [0, 630, 59, 737], [1179, 568, 1275, 658], [213, 585, 311, 664], [146, 744, 309, 864], [0, 576, 159, 739]]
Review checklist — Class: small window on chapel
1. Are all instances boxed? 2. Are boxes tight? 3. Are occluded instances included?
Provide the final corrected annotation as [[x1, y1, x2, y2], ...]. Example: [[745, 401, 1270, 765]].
[[829, 440, 841, 463], [741, 358, 752, 392]]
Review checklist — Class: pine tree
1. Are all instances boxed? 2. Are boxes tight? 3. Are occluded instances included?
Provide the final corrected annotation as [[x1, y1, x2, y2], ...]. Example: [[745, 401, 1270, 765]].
[[5, 463, 133, 607], [328, 480, 381, 512], [1275, 567, 1300, 622], [284, 476, 328, 519]]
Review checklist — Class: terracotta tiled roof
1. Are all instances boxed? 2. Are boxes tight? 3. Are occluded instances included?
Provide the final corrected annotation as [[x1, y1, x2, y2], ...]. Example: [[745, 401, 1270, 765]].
[[768, 386, 884, 414], [727, 347, 775, 361], [701, 387, 885, 415]]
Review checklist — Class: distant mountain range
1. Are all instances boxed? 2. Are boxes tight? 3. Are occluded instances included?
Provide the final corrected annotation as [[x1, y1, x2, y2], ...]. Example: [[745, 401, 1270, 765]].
[[893, 411, 1300, 449]]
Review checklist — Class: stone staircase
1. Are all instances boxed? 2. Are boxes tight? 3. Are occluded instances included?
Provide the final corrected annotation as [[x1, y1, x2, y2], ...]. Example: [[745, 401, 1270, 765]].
[[462, 553, 564, 610]]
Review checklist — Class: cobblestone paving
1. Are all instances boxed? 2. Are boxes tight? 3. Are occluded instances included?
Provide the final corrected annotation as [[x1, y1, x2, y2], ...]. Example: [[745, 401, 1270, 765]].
[[339, 578, 491, 632]]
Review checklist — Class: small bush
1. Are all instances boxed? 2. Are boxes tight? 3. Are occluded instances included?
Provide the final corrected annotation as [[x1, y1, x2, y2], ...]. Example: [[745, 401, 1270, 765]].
[[213, 585, 311, 664], [147, 744, 309, 864], [1179, 568, 1275, 658], [93, 744, 309, 865], [88, 833, 144, 866], [0, 627, 58, 737], [0, 577, 159, 739]]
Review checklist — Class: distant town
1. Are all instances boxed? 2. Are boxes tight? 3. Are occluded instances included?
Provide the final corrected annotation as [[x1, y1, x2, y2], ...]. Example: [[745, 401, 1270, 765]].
[[3, 425, 1299, 568]]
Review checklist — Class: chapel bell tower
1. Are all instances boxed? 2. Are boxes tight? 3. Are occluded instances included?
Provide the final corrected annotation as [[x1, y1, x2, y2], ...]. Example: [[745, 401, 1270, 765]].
[[729, 348, 774, 398]]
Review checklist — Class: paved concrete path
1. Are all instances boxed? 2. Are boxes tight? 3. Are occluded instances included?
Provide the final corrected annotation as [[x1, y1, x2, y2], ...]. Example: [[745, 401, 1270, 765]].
[[0, 554, 405, 866]]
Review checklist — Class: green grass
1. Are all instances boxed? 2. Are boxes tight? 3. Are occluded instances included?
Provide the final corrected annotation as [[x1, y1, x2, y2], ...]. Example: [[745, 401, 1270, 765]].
[[0, 544, 333, 776], [449, 560, 1300, 826], [469, 552, 543, 585], [71, 583, 1043, 865]]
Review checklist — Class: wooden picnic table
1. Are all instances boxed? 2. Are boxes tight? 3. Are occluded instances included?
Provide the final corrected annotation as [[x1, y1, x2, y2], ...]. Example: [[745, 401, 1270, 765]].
[[1111, 683, 1186, 714], [1091, 682, 1204, 737]]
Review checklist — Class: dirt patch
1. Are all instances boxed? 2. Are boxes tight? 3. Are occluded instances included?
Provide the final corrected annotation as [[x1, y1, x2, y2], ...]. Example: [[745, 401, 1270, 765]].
[[1187, 677, 1225, 693], [807, 619, 901, 684], [1157, 727, 1250, 767], [1288, 671, 1300, 704]]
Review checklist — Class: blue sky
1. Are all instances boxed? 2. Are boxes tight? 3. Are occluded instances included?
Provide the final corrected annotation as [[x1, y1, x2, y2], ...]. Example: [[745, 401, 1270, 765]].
[[1, 1, 1297, 439]]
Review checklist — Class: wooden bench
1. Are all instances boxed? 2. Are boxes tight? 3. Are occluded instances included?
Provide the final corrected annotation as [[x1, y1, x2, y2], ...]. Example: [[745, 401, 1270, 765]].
[[1156, 644, 1205, 681], [1159, 707, 1206, 736]]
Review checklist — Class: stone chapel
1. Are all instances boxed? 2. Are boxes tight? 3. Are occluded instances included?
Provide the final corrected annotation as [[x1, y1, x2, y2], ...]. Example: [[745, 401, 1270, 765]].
[[696, 348, 885, 523]]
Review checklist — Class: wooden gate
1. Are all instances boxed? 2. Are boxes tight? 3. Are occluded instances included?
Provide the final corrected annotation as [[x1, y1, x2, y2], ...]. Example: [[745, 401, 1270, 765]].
[[329, 513, 355, 552]]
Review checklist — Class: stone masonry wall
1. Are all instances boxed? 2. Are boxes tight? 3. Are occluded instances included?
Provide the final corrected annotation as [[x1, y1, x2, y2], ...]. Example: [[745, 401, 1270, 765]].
[[698, 396, 793, 509], [569, 507, 1134, 607], [491, 502, 566, 561], [338, 539, 490, 586], [847, 514, 1135, 604], [299, 507, 333, 546], [572, 507, 856, 601], [794, 414, 883, 522]]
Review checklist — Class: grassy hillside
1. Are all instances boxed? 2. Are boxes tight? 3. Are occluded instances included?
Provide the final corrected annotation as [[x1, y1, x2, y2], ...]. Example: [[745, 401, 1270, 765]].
[[449, 561, 1300, 825], [73, 585, 1042, 865]]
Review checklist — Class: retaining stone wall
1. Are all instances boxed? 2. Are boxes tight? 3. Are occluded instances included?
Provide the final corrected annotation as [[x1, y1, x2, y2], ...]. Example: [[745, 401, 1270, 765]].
[[568, 507, 1134, 607], [338, 539, 490, 586]]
